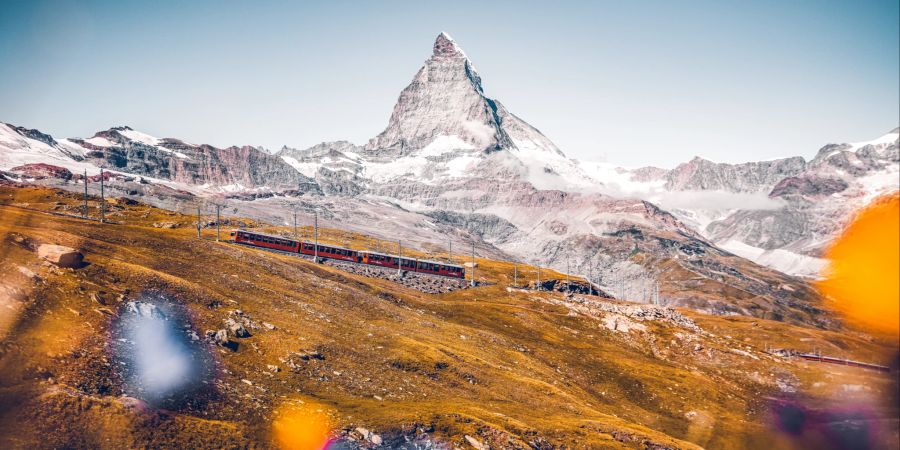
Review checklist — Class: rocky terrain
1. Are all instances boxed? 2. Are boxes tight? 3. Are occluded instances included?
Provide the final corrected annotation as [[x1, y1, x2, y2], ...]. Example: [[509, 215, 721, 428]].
[[0, 186, 897, 449]]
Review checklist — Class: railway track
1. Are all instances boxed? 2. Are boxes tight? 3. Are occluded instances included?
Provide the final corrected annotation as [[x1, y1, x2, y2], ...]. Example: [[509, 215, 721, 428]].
[[795, 353, 891, 372]]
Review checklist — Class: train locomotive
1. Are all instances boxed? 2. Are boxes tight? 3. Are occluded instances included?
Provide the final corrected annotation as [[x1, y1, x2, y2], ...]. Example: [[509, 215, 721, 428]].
[[231, 229, 466, 279]]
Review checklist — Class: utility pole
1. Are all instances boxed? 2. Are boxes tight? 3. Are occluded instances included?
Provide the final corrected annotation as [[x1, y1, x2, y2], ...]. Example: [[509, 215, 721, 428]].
[[565, 257, 570, 293], [314, 211, 319, 262], [83, 169, 88, 219], [196, 203, 201, 239], [99, 168, 105, 223], [397, 240, 402, 276], [292, 209, 297, 239], [470, 243, 477, 287], [215, 204, 221, 242], [513, 261, 518, 287], [448, 240, 452, 263], [537, 266, 541, 291], [588, 259, 593, 295]]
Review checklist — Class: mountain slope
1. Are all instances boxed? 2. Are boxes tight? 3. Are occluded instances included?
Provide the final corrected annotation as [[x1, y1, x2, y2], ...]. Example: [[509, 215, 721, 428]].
[[1, 186, 896, 449]]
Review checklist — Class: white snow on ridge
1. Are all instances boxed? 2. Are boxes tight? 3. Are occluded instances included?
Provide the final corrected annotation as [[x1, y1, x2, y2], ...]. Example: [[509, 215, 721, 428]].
[[84, 136, 115, 147], [418, 135, 474, 157], [848, 129, 900, 152], [119, 128, 161, 146], [280, 155, 319, 178], [857, 165, 900, 202], [719, 239, 827, 279], [0, 123, 102, 175]]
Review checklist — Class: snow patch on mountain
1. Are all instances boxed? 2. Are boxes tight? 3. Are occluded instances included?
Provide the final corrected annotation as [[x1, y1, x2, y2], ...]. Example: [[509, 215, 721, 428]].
[[0, 123, 101, 175], [719, 239, 827, 279]]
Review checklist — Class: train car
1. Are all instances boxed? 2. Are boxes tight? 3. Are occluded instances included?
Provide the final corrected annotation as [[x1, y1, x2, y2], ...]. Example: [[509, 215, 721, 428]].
[[359, 251, 399, 269], [299, 242, 358, 262], [231, 231, 466, 280], [232, 230, 300, 252], [360, 252, 465, 279], [415, 259, 465, 278]]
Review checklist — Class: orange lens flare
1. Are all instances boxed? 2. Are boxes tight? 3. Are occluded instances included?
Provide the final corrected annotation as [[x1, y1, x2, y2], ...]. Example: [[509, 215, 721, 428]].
[[816, 192, 900, 335], [272, 399, 334, 450]]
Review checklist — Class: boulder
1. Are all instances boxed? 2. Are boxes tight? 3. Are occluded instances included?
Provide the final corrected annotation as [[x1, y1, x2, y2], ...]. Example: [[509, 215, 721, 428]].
[[37, 244, 84, 268], [214, 329, 229, 346], [465, 435, 489, 450], [153, 222, 180, 229], [225, 318, 251, 338]]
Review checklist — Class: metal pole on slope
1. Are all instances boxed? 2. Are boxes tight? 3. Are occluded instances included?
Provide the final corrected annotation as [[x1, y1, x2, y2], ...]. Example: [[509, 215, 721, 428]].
[[565, 257, 570, 293], [293, 209, 297, 239], [196, 203, 201, 239], [216, 204, 221, 242], [397, 240, 402, 276], [470, 242, 475, 287], [314, 211, 319, 262], [99, 168, 105, 223], [537, 266, 541, 291], [514, 261, 518, 287], [448, 240, 452, 264], [83, 169, 88, 219], [588, 259, 593, 295]]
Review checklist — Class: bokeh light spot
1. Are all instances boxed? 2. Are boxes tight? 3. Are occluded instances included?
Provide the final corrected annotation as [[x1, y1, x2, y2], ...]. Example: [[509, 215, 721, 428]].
[[272, 399, 334, 450], [817, 192, 900, 335]]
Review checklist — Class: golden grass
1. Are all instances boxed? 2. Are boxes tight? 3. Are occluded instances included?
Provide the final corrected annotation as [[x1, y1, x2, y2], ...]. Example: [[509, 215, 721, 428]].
[[0, 186, 896, 449]]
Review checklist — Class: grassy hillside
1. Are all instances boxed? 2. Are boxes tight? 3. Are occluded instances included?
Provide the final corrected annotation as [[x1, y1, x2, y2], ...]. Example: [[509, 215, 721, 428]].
[[0, 186, 896, 449]]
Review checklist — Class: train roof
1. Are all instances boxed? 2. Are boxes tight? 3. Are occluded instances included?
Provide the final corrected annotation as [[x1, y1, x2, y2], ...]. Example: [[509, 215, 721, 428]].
[[233, 229, 299, 242], [361, 251, 464, 269], [235, 230, 464, 269]]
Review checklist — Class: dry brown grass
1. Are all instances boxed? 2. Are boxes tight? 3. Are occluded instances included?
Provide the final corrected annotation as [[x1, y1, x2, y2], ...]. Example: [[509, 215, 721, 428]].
[[0, 186, 896, 449]]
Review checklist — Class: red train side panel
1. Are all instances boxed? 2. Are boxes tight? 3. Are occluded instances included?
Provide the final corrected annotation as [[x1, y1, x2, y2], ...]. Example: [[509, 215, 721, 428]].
[[233, 231, 466, 279], [233, 230, 300, 252]]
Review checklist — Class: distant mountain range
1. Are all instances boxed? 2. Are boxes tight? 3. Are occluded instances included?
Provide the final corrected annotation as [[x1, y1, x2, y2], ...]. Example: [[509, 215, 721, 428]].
[[2, 32, 897, 324]]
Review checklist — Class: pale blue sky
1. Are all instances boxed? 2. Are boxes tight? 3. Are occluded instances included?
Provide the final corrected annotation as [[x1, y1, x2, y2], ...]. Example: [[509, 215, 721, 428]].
[[1, 0, 897, 167]]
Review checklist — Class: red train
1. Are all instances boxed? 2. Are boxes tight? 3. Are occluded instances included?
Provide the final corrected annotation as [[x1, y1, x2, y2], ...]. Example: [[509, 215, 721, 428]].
[[231, 230, 466, 279]]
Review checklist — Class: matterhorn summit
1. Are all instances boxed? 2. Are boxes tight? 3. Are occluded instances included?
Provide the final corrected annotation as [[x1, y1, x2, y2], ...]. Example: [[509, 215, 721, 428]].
[[365, 32, 564, 160]]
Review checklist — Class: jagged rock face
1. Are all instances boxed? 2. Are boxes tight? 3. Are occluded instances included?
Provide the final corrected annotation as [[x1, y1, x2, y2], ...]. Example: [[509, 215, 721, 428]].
[[423, 210, 518, 244], [75, 127, 318, 192], [365, 32, 511, 157], [364, 33, 562, 160], [665, 156, 807, 192], [704, 129, 899, 273], [769, 176, 849, 197]]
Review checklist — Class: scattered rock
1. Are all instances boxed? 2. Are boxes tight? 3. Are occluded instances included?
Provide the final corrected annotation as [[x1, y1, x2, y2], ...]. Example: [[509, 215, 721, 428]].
[[16, 266, 37, 279], [225, 318, 251, 338], [355, 427, 371, 440], [465, 435, 489, 450], [267, 364, 281, 373], [601, 314, 647, 333], [262, 322, 276, 330], [729, 348, 759, 360], [37, 244, 84, 268], [370, 434, 383, 445], [294, 349, 324, 361], [152, 221, 180, 229], [207, 329, 229, 346]]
